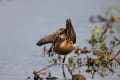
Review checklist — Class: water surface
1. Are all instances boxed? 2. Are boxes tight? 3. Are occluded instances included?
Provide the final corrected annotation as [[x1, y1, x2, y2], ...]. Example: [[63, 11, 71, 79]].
[[0, 0, 120, 80]]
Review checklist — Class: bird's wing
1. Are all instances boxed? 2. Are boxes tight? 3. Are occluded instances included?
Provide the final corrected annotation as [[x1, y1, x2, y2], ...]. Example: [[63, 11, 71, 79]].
[[36, 28, 64, 46], [65, 19, 76, 43]]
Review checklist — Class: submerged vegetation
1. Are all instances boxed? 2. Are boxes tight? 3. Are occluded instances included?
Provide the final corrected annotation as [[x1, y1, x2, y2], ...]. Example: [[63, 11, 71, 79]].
[[27, 9, 120, 80]]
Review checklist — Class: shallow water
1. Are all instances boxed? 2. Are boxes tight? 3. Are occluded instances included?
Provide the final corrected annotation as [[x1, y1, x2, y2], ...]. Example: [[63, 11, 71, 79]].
[[0, 0, 120, 80]]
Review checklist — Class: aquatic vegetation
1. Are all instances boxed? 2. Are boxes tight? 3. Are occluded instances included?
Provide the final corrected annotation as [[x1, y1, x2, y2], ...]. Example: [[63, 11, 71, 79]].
[[30, 9, 120, 80]]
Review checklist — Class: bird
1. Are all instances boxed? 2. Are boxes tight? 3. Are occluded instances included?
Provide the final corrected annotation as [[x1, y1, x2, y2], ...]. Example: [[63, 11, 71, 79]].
[[36, 19, 76, 63]]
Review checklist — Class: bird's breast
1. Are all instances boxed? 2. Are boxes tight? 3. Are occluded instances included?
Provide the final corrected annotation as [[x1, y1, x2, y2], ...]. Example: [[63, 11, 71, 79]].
[[54, 40, 75, 55]]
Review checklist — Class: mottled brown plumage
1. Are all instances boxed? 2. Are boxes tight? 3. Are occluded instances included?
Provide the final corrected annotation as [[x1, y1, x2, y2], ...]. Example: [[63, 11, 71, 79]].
[[36, 19, 76, 55]]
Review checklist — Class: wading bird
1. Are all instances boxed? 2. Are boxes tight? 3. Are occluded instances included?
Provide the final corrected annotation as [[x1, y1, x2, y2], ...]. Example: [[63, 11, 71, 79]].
[[36, 19, 76, 63]]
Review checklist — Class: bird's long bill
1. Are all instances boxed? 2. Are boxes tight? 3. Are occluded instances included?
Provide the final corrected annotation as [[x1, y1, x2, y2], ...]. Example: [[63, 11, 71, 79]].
[[36, 29, 64, 46], [36, 38, 47, 46], [36, 35, 54, 46]]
